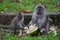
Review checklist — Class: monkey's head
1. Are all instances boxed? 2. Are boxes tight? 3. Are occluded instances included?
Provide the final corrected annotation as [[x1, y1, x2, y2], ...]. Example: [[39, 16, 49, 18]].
[[17, 12, 24, 20], [35, 5, 46, 15]]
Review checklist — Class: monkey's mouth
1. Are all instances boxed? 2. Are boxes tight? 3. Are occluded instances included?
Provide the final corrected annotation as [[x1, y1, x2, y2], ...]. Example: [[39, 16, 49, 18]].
[[37, 11, 42, 15]]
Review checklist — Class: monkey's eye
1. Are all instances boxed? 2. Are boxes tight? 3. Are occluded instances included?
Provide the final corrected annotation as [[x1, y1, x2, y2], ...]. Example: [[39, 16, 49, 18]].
[[37, 6, 43, 9]]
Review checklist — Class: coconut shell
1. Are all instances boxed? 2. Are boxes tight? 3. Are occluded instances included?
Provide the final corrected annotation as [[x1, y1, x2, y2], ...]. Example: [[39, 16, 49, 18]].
[[26, 24, 38, 34]]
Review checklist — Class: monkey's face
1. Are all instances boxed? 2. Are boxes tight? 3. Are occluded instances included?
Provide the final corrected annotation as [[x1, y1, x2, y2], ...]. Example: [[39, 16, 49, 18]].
[[36, 5, 45, 15], [18, 12, 23, 20]]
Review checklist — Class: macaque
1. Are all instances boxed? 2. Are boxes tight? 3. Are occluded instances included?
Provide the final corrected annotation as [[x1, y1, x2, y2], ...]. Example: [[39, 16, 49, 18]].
[[29, 5, 49, 35], [11, 12, 25, 36]]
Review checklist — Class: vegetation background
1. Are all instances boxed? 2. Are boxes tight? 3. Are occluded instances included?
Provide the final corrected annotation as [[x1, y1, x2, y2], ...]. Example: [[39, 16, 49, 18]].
[[0, 0, 60, 13]]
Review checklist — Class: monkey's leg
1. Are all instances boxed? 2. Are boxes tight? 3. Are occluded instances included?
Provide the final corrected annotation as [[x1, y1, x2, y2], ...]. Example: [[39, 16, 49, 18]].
[[45, 21, 49, 35], [13, 28, 17, 34], [18, 30, 22, 36], [38, 27, 43, 35]]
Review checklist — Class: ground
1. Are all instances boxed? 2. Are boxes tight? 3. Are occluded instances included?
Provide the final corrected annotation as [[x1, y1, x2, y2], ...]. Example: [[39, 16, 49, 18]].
[[0, 30, 60, 40]]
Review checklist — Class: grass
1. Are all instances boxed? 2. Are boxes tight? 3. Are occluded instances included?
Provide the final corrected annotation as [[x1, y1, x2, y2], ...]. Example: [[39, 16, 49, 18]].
[[0, 0, 60, 13], [0, 30, 60, 40]]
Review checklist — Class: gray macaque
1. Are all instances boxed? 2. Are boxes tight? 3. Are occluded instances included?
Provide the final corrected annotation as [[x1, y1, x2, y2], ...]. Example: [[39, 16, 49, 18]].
[[29, 5, 49, 35], [11, 12, 25, 34]]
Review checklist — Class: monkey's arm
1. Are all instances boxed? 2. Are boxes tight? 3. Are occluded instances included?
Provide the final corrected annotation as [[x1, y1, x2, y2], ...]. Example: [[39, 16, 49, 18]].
[[21, 22, 25, 29], [29, 18, 37, 26]]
